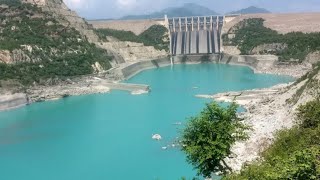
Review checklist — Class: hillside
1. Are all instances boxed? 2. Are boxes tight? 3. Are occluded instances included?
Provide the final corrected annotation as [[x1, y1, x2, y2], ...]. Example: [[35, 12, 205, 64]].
[[95, 25, 169, 51], [120, 3, 219, 20], [223, 18, 320, 62], [0, 0, 112, 86], [223, 62, 320, 179], [228, 6, 270, 14]]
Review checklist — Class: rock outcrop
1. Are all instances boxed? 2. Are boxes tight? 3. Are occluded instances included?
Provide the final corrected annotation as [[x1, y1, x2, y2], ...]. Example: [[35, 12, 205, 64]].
[[305, 51, 320, 64], [251, 43, 287, 55], [222, 46, 241, 55], [0, 49, 34, 64], [0, 50, 11, 63]]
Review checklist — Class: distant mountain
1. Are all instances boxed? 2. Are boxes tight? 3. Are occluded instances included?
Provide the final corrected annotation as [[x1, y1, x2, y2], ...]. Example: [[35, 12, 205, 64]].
[[120, 3, 219, 20], [228, 6, 271, 15]]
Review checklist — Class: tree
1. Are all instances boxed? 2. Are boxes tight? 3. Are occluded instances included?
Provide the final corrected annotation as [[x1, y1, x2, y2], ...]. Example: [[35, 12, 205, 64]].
[[180, 102, 249, 178]]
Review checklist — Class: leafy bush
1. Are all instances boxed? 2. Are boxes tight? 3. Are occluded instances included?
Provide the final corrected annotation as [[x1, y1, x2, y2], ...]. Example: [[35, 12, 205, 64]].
[[297, 99, 320, 128], [181, 102, 249, 178]]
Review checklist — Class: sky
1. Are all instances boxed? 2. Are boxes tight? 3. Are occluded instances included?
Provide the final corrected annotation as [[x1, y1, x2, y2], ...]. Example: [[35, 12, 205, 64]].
[[63, 0, 320, 19]]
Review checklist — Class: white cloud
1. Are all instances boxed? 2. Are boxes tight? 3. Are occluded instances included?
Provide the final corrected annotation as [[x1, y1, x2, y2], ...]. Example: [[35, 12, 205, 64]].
[[63, 0, 88, 10], [116, 0, 137, 9], [62, 0, 320, 20]]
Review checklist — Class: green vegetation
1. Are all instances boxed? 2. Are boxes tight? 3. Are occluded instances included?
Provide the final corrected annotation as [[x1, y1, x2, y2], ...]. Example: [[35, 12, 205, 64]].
[[95, 25, 169, 51], [0, 0, 21, 7], [297, 99, 320, 128], [224, 99, 320, 180], [224, 18, 320, 61], [0, 0, 112, 85], [180, 102, 249, 178]]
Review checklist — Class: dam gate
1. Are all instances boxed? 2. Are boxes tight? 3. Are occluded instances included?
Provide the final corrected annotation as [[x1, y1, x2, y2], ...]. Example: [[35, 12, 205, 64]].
[[166, 16, 224, 55]]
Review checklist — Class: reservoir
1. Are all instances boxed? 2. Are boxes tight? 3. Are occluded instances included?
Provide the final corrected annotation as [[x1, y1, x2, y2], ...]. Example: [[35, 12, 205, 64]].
[[0, 64, 293, 180]]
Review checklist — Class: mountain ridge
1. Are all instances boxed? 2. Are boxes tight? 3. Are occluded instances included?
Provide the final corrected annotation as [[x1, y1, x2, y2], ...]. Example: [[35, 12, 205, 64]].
[[228, 6, 271, 14], [120, 3, 219, 20]]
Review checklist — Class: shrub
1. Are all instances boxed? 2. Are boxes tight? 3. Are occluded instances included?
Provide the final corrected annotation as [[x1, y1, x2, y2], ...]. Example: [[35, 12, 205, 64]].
[[297, 99, 320, 128]]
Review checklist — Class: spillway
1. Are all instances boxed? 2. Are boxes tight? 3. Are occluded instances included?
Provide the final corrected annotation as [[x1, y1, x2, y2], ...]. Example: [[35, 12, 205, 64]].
[[169, 16, 224, 55]]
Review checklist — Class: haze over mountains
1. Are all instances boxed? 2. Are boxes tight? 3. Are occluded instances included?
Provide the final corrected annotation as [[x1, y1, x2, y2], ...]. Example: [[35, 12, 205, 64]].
[[120, 3, 270, 20]]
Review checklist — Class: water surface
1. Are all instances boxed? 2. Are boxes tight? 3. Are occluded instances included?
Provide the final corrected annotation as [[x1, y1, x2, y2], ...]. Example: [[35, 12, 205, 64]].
[[0, 64, 293, 180]]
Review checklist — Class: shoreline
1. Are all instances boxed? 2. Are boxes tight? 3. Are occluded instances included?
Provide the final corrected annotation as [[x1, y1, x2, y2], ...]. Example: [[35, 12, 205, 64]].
[[0, 55, 310, 112]]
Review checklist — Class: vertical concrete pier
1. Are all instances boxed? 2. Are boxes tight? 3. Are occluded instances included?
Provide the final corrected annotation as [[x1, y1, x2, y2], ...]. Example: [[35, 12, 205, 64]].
[[169, 15, 226, 55]]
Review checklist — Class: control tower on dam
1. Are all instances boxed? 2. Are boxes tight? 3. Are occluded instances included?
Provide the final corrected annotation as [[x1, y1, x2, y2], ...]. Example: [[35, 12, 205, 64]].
[[167, 16, 224, 55]]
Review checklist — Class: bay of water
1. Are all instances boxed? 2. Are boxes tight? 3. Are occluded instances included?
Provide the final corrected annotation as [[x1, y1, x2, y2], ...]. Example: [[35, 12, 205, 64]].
[[0, 64, 293, 180]]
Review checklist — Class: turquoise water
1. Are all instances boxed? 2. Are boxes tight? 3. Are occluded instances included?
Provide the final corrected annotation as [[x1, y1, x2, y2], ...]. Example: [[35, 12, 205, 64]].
[[0, 64, 293, 180]]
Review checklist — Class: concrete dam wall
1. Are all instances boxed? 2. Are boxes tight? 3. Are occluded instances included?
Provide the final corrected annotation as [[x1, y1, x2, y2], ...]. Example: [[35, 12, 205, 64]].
[[168, 16, 224, 55]]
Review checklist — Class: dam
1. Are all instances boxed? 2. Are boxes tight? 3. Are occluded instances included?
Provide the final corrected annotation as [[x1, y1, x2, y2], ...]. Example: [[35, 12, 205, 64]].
[[167, 16, 224, 55]]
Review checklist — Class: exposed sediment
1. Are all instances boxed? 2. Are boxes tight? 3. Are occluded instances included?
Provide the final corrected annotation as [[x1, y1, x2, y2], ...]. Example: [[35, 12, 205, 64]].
[[0, 76, 150, 111], [0, 93, 28, 111], [26, 77, 150, 103], [220, 54, 312, 78]]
